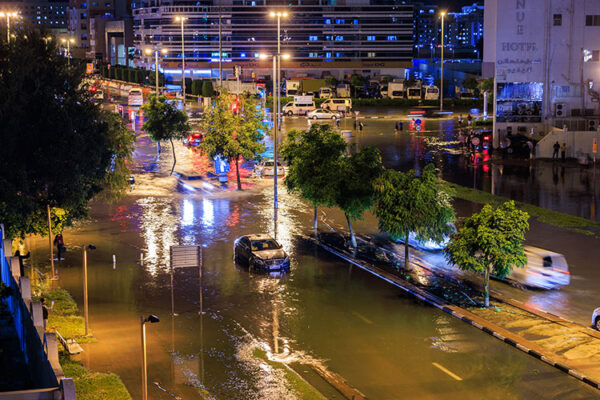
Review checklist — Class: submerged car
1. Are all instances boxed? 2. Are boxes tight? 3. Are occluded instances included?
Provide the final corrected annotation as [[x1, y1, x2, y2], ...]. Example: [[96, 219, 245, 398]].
[[307, 108, 341, 120], [256, 159, 285, 176], [593, 308, 600, 330], [234, 234, 290, 271]]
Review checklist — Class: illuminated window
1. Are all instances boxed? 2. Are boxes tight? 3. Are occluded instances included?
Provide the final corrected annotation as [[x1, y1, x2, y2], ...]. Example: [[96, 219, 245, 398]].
[[367, 35, 375, 41], [309, 35, 318, 41]]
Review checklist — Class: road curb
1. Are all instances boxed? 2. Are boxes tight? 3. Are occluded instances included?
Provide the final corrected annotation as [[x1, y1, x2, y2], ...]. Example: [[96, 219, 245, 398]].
[[314, 239, 600, 391]]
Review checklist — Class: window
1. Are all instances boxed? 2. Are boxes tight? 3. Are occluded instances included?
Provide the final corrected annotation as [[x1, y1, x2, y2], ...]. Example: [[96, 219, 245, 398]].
[[325, 52, 331, 58], [335, 19, 344, 24], [586, 15, 600, 26], [309, 35, 318, 41], [324, 18, 331, 24], [367, 35, 375, 41], [353, 19, 358, 25], [335, 35, 343, 41], [387, 35, 397, 41], [553, 14, 562, 26], [308, 52, 318, 58], [367, 52, 376, 58]]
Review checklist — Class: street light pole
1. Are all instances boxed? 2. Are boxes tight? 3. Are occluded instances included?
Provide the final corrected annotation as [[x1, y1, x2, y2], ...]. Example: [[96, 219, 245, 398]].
[[440, 11, 445, 112], [218, 8, 222, 88], [141, 315, 160, 400], [82, 244, 95, 336], [0, 12, 18, 43], [272, 55, 278, 214], [176, 16, 186, 108]]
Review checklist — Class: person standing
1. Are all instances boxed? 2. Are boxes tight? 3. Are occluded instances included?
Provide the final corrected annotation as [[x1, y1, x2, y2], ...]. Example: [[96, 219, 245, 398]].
[[41, 297, 50, 331], [561, 142, 567, 161], [53, 233, 65, 261], [552, 141, 560, 159]]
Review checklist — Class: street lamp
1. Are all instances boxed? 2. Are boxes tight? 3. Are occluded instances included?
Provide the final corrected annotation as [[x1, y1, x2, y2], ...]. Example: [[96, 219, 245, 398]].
[[440, 11, 446, 112], [145, 48, 167, 95], [268, 10, 289, 133], [175, 16, 187, 108], [61, 37, 75, 66], [82, 244, 96, 336], [0, 11, 18, 43], [259, 53, 290, 219], [141, 314, 160, 400]]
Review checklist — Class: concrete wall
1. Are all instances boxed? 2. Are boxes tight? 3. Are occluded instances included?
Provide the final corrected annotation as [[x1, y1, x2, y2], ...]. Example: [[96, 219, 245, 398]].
[[535, 127, 600, 159]]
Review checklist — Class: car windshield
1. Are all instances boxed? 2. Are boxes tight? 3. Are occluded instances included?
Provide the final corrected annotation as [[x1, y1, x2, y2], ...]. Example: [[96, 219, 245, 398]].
[[251, 239, 280, 251]]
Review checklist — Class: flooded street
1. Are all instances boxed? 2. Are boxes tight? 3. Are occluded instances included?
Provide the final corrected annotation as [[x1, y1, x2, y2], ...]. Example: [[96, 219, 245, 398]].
[[30, 188, 598, 399]]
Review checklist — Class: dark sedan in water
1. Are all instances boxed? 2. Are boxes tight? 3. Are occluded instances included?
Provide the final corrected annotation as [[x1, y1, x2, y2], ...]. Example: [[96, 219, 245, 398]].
[[234, 234, 290, 271]]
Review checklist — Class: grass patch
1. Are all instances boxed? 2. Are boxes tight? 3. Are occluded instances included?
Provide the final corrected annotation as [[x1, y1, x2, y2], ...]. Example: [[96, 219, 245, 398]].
[[446, 181, 600, 236], [252, 348, 326, 400], [33, 285, 96, 343], [60, 358, 132, 400]]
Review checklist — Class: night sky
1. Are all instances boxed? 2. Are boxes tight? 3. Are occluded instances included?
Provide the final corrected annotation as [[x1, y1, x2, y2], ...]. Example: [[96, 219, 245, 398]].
[[433, 0, 482, 10]]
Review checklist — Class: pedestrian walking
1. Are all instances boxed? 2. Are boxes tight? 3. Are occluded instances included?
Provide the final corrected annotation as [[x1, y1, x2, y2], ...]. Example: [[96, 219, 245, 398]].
[[335, 118, 341, 128], [467, 113, 473, 126], [53, 233, 65, 261], [552, 141, 560, 159], [359, 121, 364, 131], [561, 142, 567, 161], [41, 297, 52, 331], [396, 121, 403, 131]]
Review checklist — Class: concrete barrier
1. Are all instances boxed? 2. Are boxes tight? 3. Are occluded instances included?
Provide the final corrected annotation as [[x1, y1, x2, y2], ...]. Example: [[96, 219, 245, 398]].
[[536, 127, 600, 159]]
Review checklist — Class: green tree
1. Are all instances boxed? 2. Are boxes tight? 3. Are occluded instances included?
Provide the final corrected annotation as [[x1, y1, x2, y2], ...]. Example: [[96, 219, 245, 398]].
[[381, 76, 394, 85], [444, 201, 529, 307], [335, 146, 382, 249], [200, 93, 265, 190], [0, 29, 135, 238], [281, 124, 346, 231], [324, 76, 339, 88], [202, 80, 215, 97], [478, 77, 494, 105], [373, 164, 455, 269], [142, 95, 191, 175], [185, 77, 193, 94], [462, 77, 478, 91], [108, 66, 115, 79], [191, 79, 202, 96]]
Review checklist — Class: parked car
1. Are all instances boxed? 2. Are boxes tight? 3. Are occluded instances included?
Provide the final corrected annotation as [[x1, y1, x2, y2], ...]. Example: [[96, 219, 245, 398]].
[[234, 234, 290, 271], [93, 89, 104, 101], [307, 108, 340, 120], [183, 132, 203, 147], [128, 88, 144, 106], [592, 308, 600, 330], [256, 159, 285, 176]]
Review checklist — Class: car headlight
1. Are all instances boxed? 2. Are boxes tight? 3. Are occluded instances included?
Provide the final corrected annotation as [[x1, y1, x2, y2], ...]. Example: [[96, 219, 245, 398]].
[[253, 257, 265, 265]]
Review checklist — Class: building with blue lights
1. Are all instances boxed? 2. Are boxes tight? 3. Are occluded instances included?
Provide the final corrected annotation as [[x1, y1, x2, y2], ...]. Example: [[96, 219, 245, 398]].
[[1, 0, 69, 34], [131, 1, 414, 81]]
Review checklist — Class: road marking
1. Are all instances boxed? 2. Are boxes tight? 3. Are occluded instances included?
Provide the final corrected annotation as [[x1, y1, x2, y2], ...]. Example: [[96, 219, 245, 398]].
[[432, 362, 463, 381], [351, 311, 373, 324]]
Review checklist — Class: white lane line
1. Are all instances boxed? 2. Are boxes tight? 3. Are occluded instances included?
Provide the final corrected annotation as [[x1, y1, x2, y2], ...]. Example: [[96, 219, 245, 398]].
[[351, 311, 373, 324], [432, 362, 463, 381]]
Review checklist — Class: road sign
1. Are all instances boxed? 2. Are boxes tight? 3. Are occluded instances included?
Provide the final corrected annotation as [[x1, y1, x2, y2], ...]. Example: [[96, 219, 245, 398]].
[[415, 119, 422, 126], [594, 138, 597, 154], [170, 246, 202, 268], [415, 125, 422, 132]]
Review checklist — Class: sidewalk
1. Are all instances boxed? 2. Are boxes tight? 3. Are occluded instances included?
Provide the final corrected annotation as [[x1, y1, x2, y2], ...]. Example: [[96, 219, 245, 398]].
[[313, 231, 600, 391]]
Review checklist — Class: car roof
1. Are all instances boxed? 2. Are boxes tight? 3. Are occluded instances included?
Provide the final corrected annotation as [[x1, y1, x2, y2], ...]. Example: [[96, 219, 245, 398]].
[[244, 234, 275, 241]]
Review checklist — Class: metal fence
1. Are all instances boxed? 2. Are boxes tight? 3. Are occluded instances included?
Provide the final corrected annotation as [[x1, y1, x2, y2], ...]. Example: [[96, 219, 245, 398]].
[[0, 238, 59, 393]]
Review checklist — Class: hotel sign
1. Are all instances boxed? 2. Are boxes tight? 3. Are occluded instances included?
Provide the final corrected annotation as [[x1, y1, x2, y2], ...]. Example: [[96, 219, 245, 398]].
[[495, 0, 545, 82]]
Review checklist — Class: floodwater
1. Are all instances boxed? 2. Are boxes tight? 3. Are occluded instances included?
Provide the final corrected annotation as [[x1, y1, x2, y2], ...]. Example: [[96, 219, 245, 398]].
[[30, 188, 599, 400]]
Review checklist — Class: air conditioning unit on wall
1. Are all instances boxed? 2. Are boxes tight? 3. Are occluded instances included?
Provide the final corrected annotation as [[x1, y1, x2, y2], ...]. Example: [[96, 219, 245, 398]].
[[555, 103, 570, 118], [588, 119, 600, 131]]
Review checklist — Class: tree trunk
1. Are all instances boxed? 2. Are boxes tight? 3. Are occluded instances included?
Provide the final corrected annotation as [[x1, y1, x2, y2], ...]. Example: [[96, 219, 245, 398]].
[[484, 265, 490, 307], [169, 138, 176, 176], [313, 205, 318, 230], [345, 213, 357, 249], [235, 156, 242, 190], [404, 233, 409, 270], [47, 204, 55, 279], [157, 141, 161, 155]]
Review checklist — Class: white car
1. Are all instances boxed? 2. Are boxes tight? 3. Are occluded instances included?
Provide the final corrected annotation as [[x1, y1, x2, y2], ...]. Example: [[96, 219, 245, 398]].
[[592, 308, 600, 330], [256, 160, 285, 176], [307, 108, 340, 120]]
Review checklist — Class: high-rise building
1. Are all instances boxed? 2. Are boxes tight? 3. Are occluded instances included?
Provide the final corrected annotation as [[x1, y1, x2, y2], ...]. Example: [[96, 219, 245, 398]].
[[132, 1, 414, 80], [1, 0, 69, 34]]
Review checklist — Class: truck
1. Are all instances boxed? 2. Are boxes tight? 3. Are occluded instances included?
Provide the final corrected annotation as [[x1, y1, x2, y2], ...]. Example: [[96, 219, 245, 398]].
[[387, 81, 406, 99], [299, 79, 327, 97], [285, 80, 301, 96], [423, 85, 440, 100], [336, 83, 351, 98], [406, 81, 423, 100], [218, 80, 259, 95]]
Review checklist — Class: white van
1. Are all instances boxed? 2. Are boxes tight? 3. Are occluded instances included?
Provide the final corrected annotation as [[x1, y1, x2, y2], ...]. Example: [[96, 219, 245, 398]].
[[128, 88, 144, 106], [282, 98, 315, 116], [319, 87, 334, 99], [321, 98, 352, 114], [505, 246, 570, 289]]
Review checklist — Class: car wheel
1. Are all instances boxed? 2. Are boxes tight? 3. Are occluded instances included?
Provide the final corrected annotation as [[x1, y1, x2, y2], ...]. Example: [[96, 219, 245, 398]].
[[596, 318, 600, 331], [332, 116, 337, 120], [287, 111, 293, 116], [312, 116, 318, 120], [249, 257, 257, 270]]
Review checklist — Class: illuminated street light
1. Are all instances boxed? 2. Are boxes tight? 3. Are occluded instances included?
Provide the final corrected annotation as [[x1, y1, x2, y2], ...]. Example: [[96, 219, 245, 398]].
[[61, 37, 75, 66], [440, 11, 446, 112], [0, 11, 19, 43], [175, 16, 187, 107], [146, 48, 167, 95]]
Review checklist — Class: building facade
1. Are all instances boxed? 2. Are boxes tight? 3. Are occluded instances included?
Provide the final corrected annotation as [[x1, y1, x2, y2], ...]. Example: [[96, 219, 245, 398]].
[[132, 0, 414, 80], [1, 0, 69, 34], [484, 0, 600, 147]]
